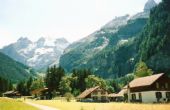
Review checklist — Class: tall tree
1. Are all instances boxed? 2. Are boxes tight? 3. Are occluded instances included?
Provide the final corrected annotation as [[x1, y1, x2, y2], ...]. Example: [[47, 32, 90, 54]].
[[26, 77, 33, 95], [45, 65, 65, 92], [30, 77, 44, 91], [85, 75, 107, 89], [134, 61, 153, 77], [59, 76, 72, 95], [71, 69, 92, 92], [16, 81, 26, 95], [0, 77, 13, 95]]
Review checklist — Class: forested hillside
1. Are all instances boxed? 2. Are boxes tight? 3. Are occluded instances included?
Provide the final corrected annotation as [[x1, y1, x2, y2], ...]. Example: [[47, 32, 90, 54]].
[[86, 18, 147, 78], [60, 0, 170, 78], [138, 0, 170, 75], [0, 52, 35, 83], [60, 17, 148, 78]]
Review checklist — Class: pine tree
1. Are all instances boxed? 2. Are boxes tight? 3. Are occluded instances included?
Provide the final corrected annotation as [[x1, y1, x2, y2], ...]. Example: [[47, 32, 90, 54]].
[[45, 65, 65, 92]]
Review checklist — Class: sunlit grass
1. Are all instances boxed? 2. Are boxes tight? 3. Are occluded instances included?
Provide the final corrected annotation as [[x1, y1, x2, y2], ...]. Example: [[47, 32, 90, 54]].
[[0, 97, 38, 110], [30, 100, 170, 110]]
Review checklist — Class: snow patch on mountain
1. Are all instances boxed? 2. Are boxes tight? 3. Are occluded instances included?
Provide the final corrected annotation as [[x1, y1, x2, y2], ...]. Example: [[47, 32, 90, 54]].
[[94, 37, 109, 51], [1, 37, 70, 70], [118, 39, 129, 46]]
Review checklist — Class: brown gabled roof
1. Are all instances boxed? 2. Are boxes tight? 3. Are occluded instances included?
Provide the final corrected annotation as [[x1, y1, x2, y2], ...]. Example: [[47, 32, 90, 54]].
[[108, 89, 127, 97], [108, 93, 122, 97], [3, 91, 21, 96], [77, 86, 99, 99], [31, 88, 48, 94], [118, 89, 127, 96], [124, 73, 164, 88]]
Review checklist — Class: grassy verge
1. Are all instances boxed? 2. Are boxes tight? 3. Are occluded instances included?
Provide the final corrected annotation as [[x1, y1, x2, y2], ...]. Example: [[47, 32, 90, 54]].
[[30, 100, 170, 110], [0, 97, 38, 110]]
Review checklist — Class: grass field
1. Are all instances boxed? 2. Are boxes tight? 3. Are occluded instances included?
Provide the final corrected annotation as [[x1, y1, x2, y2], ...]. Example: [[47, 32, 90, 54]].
[[31, 100, 170, 110], [1, 97, 170, 110], [0, 97, 38, 110]]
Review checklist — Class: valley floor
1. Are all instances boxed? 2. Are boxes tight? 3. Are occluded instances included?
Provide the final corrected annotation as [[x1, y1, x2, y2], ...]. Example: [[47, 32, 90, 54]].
[[0, 97, 38, 110], [30, 100, 170, 110], [1, 97, 170, 110]]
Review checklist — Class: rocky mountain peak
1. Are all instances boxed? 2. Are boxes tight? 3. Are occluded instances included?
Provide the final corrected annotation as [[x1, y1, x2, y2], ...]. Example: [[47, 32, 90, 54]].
[[144, 0, 157, 12], [17, 37, 32, 44], [16, 37, 32, 48], [1, 36, 70, 70], [102, 14, 130, 30], [36, 37, 46, 47], [55, 38, 69, 44]]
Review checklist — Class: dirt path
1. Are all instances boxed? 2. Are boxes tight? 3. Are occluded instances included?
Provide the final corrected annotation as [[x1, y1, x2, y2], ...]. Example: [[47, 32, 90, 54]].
[[25, 102, 59, 110]]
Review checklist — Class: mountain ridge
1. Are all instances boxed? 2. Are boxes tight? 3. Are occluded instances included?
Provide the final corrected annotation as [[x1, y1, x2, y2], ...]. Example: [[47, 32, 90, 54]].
[[59, 0, 158, 78], [1, 37, 70, 70]]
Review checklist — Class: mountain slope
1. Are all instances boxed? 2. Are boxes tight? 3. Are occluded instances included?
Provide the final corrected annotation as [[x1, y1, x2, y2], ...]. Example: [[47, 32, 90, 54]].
[[60, 0, 157, 78], [138, 0, 170, 74], [1, 37, 69, 70], [60, 15, 130, 73], [60, 18, 148, 78], [0, 52, 35, 83]]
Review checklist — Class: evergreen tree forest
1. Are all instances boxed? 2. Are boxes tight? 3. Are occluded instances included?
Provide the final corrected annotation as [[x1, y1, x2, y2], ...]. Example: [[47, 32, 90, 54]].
[[0, 77, 13, 96], [138, 0, 170, 74]]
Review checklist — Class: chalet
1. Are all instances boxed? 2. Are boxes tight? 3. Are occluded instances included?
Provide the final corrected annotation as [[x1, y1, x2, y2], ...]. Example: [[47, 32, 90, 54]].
[[121, 73, 170, 103], [3, 91, 21, 98], [31, 88, 51, 100], [77, 86, 109, 102]]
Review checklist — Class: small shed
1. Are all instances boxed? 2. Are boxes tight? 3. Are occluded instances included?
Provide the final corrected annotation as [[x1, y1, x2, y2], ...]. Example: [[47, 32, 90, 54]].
[[31, 88, 51, 100], [3, 91, 21, 98]]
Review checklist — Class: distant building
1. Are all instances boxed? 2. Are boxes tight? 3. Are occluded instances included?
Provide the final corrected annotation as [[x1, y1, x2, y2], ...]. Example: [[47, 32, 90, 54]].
[[3, 91, 21, 98], [77, 86, 109, 102], [120, 73, 170, 103], [31, 88, 51, 100], [108, 93, 124, 102]]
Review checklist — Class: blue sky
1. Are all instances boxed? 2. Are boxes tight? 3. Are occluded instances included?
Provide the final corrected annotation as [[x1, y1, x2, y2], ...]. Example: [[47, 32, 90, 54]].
[[0, 0, 161, 48]]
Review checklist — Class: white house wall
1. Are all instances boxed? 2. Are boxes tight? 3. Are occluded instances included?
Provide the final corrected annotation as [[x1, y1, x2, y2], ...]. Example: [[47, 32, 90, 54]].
[[131, 91, 170, 103]]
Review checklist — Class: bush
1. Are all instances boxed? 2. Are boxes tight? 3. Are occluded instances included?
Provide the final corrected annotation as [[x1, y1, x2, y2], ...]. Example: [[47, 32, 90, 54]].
[[64, 92, 73, 102]]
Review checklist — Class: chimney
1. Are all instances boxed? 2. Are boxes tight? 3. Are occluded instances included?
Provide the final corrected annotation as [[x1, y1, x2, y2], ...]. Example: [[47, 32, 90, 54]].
[[127, 83, 131, 102]]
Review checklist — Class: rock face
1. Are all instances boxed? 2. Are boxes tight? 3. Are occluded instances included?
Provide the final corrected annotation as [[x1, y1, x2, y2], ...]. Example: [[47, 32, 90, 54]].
[[144, 0, 157, 12], [1, 37, 69, 70]]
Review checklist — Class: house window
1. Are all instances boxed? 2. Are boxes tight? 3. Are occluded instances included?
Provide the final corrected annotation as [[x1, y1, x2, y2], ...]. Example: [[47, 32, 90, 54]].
[[92, 91, 98, 95], [166, 92, 170, 98], [156, 83, 159, 89], [132, 94, 136, 100], [101, 91, 106, 94], [165, 83, 168, 89], [139, 93, 142, 101], [101, 96, 107, 101], [155, 92, 162, 99], [93, 96, 98, 101]]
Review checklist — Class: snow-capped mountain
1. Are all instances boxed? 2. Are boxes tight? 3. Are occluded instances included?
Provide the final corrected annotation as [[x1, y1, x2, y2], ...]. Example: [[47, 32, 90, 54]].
[[1, 37, 69, 70]]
